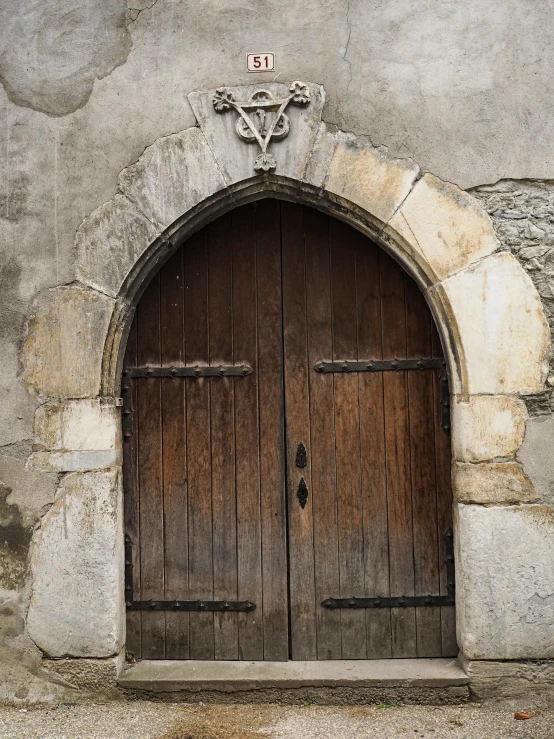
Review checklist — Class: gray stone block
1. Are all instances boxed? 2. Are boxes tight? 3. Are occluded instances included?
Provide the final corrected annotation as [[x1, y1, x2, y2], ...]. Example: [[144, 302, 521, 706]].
[[23, 286, 114, 400], [27, 470, 124, 658], [118, 128, 227, 233], [456, 504, 554, 659], [75, 194, 160, 299]]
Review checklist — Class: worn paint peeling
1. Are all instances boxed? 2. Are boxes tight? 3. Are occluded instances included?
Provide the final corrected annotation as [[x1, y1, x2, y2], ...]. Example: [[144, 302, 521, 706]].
[[0, 0, 132, 117]]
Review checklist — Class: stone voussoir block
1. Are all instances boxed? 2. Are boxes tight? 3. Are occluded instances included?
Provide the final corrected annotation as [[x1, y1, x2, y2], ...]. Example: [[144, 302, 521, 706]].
[[23, 285, 114, 400], [456, 503, 554, 660], [188, 82, 325, 186], [34, 399, 121, 452], [325, 132, 420, 226], [453, 461, 537, 504], [387, 173, 499, 283], [75, 193, 161, 299], [118, 127, 227, 233], [27, 470, 124, 658], [436, 252, 550, 395], [452, 394, 527, 462]]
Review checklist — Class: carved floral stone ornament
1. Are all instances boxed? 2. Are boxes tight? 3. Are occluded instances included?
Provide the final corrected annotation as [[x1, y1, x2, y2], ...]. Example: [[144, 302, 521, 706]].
[[212, 81, 311, 172]]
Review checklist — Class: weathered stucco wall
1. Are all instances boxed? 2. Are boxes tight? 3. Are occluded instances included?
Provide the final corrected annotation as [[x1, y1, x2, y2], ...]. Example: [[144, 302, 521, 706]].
[[0, 0, 554, 703]]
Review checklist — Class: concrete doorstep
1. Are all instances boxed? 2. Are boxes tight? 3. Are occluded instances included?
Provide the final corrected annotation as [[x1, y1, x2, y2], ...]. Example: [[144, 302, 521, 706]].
[[118, 658, 469, 705]]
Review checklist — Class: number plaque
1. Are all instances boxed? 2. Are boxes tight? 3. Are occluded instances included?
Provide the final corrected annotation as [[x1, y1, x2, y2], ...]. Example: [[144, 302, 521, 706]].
[[247, 53, 275, 72]]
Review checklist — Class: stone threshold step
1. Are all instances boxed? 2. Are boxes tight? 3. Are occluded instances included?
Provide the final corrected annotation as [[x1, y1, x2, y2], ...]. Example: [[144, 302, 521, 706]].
[[119, 658, 468, 693]]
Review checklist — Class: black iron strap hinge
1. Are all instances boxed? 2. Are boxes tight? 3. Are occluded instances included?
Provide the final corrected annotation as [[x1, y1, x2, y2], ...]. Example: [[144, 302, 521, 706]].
[[315, 358, 445, 373], [123, 364, 252, 378], [315, 357, 451, 435], [124, 535, 256, 613], [120, 366, 253, 441], [127, 600, 256, 613], [322, 529, 455, 610]]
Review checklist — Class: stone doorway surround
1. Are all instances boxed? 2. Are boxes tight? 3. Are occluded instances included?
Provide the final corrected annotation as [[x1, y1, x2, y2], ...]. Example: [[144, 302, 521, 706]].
[[20, 82, 552, 698]]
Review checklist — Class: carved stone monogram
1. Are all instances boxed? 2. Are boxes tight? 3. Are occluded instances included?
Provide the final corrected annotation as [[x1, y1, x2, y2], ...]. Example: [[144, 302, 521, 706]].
[[212, 81, 311, 172]]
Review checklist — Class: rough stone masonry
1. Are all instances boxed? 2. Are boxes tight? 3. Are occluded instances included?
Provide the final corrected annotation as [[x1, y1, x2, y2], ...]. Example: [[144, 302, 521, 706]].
[[473, 181, 554, 505]]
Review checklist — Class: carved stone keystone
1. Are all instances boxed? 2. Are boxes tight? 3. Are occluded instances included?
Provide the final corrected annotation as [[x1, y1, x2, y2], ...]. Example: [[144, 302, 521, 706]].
[[212, 81, 311, 172]]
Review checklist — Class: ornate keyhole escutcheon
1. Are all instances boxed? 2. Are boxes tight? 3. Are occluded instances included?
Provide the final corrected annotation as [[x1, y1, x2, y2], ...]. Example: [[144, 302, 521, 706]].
[[295, 442, 307, 468], [297, 477, 309, 509]]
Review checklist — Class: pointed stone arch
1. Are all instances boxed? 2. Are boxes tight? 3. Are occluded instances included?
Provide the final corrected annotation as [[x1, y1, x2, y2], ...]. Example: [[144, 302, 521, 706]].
[[22, 83, 552, 672]]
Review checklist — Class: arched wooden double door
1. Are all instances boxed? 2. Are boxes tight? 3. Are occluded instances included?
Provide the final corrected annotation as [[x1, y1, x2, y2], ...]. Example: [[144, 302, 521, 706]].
[[123, 199, 456, 662]]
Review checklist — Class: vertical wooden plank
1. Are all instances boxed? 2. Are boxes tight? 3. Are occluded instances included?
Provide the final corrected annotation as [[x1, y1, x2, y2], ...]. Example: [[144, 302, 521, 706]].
[[232, 204, 264, 660], [355, 238, 392, 659], [405, 277, 442, 657], [208, 214, 239, 660], [184, 231, 215, 660], [281, 202, 317, 660], [380, 256, 417, 658], [160, 249, 189, 659], [255, 200, 288, 661], [329, 218, 366, 660], [123, 318, 141, 659], [136, 274, 165, 658], [432, 326, 457, 657], [304, 207, 341, 660]]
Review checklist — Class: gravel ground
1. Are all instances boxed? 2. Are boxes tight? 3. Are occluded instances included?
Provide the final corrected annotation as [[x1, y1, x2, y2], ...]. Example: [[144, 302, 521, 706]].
[[0, 701, 553, 739]]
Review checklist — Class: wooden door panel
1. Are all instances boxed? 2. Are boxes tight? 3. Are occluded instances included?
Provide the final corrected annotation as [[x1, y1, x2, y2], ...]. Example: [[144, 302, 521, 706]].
[[256, 200, 289, 662], [405, 277, 442, 657], [329, 219, 367, 660], [123, 199, 456, 661], [232, 205, 264, 660], [184, 230, 215, 660], [208, 214, 239, 660], [356, 243, 392, 659], [124, 203, 288, 660], [135, 274, 166, 659], [379, 256, 417, 659], [161, 249, 189, 659], [304, 207, 341, 661], [281, 202, 317, 660], [281, 205, 455, 660]]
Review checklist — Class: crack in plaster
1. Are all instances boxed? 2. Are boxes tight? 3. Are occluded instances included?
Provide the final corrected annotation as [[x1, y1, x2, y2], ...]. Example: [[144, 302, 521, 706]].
[[127, 0, 159, 24], [341, 0, 353, 101]]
